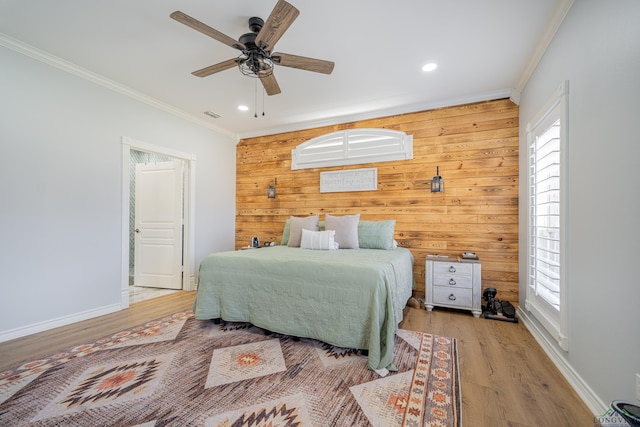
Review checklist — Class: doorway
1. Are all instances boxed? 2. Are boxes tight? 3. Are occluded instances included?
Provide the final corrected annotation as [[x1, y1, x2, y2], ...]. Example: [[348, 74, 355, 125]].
[[130, 152, 182, 303], [121, 137, 197, 308]]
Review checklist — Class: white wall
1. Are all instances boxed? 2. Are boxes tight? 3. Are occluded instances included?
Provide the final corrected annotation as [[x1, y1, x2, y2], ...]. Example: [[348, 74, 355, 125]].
[[519, 0, 640, 411], [0, 46, 237, 339]]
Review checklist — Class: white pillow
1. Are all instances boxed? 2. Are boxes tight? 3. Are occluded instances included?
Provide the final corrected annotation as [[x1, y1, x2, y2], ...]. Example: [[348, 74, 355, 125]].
[[325, 213, 360, 249], [300, 229, 339, 250]]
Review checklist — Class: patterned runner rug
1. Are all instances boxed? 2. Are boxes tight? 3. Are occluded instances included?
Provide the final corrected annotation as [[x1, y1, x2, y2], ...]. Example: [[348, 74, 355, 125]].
[[0, 311, 460, 426]]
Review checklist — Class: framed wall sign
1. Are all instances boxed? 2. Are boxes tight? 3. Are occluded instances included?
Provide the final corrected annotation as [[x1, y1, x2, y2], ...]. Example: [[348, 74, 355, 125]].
[[320, 168, 377, 193]]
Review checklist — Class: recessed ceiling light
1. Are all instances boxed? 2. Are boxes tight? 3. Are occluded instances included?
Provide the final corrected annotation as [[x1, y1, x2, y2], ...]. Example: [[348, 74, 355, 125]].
[[238, 105, 249, 111], [422, 63, 437, 72]]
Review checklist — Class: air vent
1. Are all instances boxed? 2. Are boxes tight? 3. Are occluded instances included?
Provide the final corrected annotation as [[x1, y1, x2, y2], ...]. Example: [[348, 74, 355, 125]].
[[203, 111, 222, 119]]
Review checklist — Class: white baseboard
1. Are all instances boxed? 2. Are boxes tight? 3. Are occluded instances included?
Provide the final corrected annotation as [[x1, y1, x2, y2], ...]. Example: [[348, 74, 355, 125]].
[[517, 307, 607, 417], [188, 274, 196, 291], [121, 287, 130, 309], [0, 303, 121, 343]]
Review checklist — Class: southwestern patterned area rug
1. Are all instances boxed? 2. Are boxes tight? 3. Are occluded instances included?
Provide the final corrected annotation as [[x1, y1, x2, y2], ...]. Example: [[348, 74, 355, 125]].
[[0, 311, 461, 426]]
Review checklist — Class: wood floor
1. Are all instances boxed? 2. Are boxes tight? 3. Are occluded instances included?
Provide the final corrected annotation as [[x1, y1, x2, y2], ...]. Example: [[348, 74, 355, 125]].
[[401, 306, 596, 427], [0, 291, 197, 370], [0, 291, 595, 427]]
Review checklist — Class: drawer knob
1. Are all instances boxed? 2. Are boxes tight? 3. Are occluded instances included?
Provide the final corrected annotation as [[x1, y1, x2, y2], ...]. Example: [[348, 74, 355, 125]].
[[449, 278, 456, 286], [448, 294, 456, 301], [448, 266, 456, 273]]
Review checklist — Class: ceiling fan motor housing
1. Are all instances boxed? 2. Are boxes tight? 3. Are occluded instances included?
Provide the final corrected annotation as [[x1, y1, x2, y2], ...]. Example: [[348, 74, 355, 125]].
[[239, 32, 259, 49]]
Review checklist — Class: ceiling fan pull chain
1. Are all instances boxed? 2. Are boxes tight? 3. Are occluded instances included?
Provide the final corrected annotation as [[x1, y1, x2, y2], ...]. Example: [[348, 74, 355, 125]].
[[262, 87, 266, 116], [254, 78, 258, 118]]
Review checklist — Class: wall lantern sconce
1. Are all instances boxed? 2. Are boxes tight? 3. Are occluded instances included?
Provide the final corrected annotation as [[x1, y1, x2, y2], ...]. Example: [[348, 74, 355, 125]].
[[267, 178, 277, 199], [430, 167, 444, 193]]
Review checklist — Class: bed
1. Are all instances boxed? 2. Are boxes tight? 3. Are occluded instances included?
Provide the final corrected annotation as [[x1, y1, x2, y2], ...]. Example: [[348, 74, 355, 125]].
[[193, 215, 414, 371]]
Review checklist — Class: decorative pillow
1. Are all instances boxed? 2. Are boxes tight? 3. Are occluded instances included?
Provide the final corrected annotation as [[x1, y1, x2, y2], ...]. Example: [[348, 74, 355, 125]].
[[324, 213, 360, 249], [287, 215, 320, 247], [300, 228, 339, 250], [281, 219, 326, 245], [358, 220, 396, 250], [281, 220, 291, 245]]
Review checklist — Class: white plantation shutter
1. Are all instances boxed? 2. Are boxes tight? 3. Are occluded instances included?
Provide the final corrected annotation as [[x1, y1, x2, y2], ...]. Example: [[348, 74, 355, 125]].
[[291, 129, 413, 170], [530, 118, 561, 309], [526, 81, 569, 350]]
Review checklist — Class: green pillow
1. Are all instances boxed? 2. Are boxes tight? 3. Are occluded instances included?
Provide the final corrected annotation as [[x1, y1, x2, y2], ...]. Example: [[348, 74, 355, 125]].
[[281, 219, 291, 245], [358, 220, 396, 250]]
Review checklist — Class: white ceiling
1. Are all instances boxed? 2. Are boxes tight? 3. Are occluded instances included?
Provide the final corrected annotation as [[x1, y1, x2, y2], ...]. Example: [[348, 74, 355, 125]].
[[0, 0, 569, 139]]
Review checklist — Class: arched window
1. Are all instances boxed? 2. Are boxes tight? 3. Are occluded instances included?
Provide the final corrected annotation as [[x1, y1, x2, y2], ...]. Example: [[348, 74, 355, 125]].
[[291, 128, 413, 170]]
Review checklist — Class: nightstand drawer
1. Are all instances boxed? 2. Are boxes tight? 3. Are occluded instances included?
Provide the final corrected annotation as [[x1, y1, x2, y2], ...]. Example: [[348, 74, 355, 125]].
[[433, 273, 473, 289], [432, 262, 473, 276], [432, 286, 473, 308]]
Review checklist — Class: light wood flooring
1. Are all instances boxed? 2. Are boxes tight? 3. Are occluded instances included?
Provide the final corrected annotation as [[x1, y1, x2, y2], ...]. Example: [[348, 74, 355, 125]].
[[0, 292, 595, 426], [0, 291, 197, 370], [400, 306, 597, 427]]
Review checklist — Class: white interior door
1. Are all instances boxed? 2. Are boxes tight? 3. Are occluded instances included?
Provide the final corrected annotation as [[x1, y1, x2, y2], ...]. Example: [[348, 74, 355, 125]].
[[134, 160, 183, 289]]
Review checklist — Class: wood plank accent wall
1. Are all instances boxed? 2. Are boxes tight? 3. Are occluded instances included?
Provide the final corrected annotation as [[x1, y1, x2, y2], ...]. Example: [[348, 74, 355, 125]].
[[236, 98, 519, 303]]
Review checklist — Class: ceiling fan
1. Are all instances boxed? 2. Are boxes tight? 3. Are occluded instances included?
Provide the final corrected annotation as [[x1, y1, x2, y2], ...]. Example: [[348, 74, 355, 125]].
[[170, 0, 335, 96]]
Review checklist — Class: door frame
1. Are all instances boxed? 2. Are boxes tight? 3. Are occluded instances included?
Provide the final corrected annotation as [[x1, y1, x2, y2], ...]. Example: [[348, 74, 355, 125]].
[[121, 136, 197, 309]]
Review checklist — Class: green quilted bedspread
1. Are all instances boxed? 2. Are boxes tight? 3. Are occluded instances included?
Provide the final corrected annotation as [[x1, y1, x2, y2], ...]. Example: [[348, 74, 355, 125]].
[[194, 246, 414, 371]]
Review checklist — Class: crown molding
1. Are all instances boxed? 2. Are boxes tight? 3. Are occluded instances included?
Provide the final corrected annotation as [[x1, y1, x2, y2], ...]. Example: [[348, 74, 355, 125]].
[[515, 0, 575, 92], [0, 32, 238, 140], [238, 88, 515, 140]]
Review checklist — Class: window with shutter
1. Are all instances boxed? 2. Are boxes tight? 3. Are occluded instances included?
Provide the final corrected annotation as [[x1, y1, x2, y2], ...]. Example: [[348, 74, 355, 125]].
[[291, 128, 413, 170], [526, 81, 569, 350]]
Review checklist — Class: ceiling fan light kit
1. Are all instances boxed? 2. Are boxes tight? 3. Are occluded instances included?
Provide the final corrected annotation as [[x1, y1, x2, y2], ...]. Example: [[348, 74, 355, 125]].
[[170, 0, 334, 97]]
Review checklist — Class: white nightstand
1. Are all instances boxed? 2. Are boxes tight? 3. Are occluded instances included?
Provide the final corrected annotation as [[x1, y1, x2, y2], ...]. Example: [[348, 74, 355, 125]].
[[425, 257, 482, 317]]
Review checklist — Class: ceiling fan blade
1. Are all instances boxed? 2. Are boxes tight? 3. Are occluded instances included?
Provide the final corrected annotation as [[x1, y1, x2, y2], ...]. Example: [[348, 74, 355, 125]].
[[192, 58, 238, 77], [260, 73, 281, 96], [254, 0, 299, 51], [272, 52, 335, 74], [170, 11, 245, 50]]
